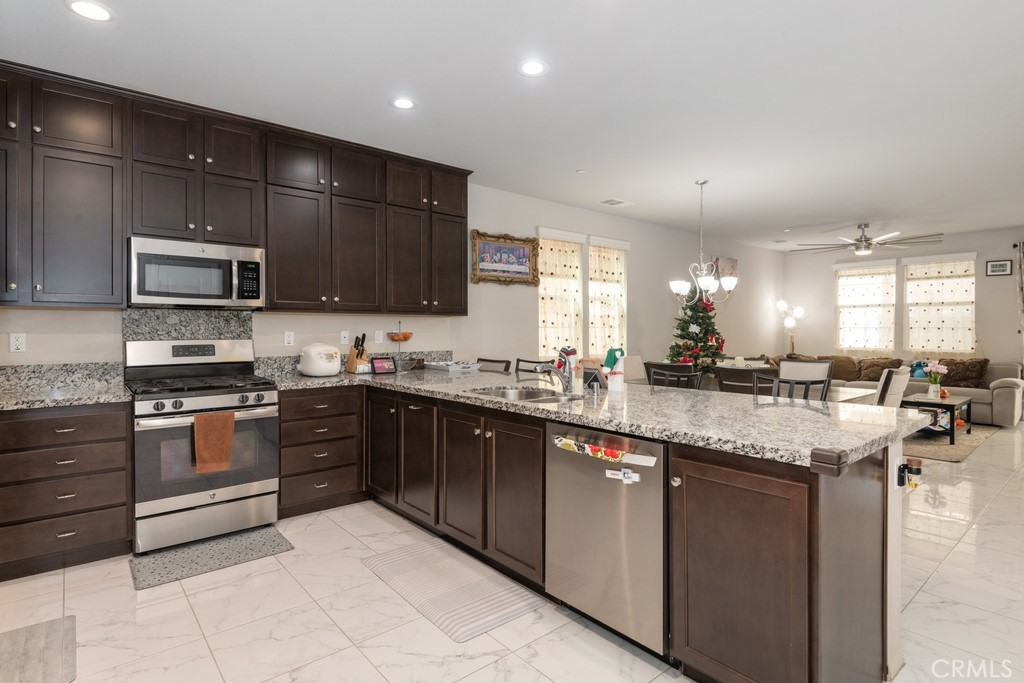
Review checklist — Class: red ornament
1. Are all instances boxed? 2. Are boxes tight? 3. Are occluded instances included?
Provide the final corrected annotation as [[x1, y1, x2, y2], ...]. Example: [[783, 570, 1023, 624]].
[[700, 299, 715, 313]]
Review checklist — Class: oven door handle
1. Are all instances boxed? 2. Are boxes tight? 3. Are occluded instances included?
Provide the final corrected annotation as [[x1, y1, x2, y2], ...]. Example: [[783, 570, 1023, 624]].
[[134, 406, 279, 431]]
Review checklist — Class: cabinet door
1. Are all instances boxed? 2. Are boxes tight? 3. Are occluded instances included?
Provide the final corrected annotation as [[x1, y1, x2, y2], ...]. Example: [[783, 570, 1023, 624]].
[[1, 70, 24, 140], [430, 213, 467, 314], [438, 408, 486, 549], [267, 134, 327, 192], [32, 147, 123, 305], [267, 185, 329, 310], [132, 101, 202, 170], [332, 146, 384, 201], [670, 457, 809, 683], [331, 196, 385, 311], [204, 118, 260, 180], [366, 392, 398, 501], [486, 417, 544, 584], [386, 159, 430, 209], [32, 80, 123, 156], [131, 162, 198, 239], [385, 206, 429, 312], [203, 175, 263, 245], [0, 140, 16, 302], [397, 399, 437, 526], [430, 169, 467, 217]]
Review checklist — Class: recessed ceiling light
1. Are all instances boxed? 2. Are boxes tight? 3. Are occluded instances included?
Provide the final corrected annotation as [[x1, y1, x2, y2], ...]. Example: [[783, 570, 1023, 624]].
[[575, 169, 587, 174], [517, 59, 549, 77], [783, 229, 791, 233], [390, 97, 416, 110], [66, 0, 114, 21]]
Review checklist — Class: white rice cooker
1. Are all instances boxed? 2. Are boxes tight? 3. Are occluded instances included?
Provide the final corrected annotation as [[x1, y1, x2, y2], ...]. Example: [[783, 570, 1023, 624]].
[[298, 343, 341, 376]]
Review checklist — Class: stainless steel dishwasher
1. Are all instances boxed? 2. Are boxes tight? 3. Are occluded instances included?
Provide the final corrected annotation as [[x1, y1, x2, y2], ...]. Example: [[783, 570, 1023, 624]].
[[545, 422, 667, 654]]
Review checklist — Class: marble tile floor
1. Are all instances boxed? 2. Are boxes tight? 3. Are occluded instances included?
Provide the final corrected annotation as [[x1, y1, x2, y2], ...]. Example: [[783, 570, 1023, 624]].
[[0, 421, 1021, 682]]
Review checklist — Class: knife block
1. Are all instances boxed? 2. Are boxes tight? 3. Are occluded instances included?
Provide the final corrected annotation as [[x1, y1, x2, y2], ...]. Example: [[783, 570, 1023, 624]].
[[346, 347, 371, 374]]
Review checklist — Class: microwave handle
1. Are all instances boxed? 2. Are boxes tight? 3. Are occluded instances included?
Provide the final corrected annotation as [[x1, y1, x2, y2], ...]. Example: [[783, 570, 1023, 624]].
[[135, 406, 278, 432], [232, 260, 239, 301]]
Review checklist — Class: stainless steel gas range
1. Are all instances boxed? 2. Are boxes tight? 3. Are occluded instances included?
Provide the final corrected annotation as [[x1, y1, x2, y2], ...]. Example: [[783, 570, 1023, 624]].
[[124, 339, 279, 553]]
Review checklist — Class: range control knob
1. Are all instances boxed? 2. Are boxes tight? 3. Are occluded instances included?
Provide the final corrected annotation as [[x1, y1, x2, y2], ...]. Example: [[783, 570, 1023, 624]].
[[152, 401, 166, 412], [237, 394, 250, 405], [171, 399, 184, 410], [253, 393, 265, 404]]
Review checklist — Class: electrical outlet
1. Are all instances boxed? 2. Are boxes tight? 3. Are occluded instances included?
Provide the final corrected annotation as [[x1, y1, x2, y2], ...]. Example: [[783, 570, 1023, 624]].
[[374, 330, 384, 344], [9, 332, 26, 353], [340, 330, 349, 346], [283, 331, 294, 346]]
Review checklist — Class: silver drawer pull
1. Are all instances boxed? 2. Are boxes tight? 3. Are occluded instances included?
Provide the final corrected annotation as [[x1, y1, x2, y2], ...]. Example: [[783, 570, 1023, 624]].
[[407, 405, 424, 410], [312, 452, 329, 458], [313, 482, 329, 489], [55, 530, 78, 538], [54, 427, 77, 434], [313, 427, 329, 433], [313, 404, 330, 409], [55, 459, 78, 465], [55, 493, 78, 500]]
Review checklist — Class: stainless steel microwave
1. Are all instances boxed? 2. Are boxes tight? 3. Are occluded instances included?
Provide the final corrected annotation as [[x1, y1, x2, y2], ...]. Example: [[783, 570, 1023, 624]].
[[129, 236, 265, 308]]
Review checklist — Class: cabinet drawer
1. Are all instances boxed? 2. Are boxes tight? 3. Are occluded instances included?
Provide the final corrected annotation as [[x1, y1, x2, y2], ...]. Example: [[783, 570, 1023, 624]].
[[0, 471, 127, 525], [0, 506, 128, 564], [280, 466, 359, 507], [281, 391, 361, 420], [281, 415, 359, 446], [281, 437, 360, 476], [0, 442, 127, 485], [0, 411, 127, 451]]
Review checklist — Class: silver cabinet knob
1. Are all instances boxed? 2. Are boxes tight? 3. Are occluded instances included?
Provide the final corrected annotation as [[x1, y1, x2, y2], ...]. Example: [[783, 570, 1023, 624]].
[[206, 157, 213, 163], [422, 300, 428, 305], [206, 225, 213, 231], [433, 301, 438, 305], [187, 223, 196, 230], [32, 125, 42, 133], [6, 121, 15, 129], [389, 408, 396, 414], [34, 284, 42, 291], [671, 476, 682, 487], [333, 296, 339, 302], [484, 431, 493, 439], [474, 428, 482, 436], [320, 296, 327, 302], [422, 198, 428, 203], [332, 181, 339, 187], [319, 179, 325, 184], [433, 200, 438, 206], [188, 153, 196, 160], [7, 283, 15, 290]]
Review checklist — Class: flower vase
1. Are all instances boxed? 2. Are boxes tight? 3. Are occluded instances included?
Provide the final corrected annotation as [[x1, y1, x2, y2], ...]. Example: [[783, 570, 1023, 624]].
[[927, 383, 940, 399]]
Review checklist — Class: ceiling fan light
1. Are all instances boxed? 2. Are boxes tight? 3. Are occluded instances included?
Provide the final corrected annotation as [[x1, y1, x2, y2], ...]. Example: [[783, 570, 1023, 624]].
[[669, 280, 691, 296], [854, 246, 873, 256]]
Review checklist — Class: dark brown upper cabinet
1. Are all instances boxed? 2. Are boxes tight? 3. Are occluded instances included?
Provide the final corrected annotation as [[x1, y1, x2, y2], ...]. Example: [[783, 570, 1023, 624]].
[[267, 134, 327, 193], [267, 185, 329, 310], [32, 80, 123, 157], [331, 196, 385, 311], [431, 169, 467, 217], [1, 140, 17, 301], [386, 205, 430, 312], [431, 213, 468, 315], [332, 146, 384, 202], [386, 160, 430, 210], [132, 162, 199, 240], [203, 175, 262, 245], [132, 101, 202, 170], [31, 147, 123, 305], [204, 118, 260, 180], [1, 69, 26, 141]]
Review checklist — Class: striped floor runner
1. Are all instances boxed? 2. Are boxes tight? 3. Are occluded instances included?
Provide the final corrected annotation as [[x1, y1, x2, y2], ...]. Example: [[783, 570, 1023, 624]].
[[362, 537, 546, 642]]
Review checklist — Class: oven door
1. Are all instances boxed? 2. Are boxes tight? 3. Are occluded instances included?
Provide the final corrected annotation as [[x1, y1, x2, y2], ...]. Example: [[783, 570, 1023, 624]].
[[133, 405, 279, 518]]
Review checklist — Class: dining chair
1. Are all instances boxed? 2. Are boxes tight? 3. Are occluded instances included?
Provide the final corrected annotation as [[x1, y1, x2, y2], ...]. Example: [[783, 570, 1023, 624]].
[[753, 373, 831, 400], [649, 369, 704, 389], [777, 359, 833, 383], [515, 358, 554, 373], [874, 367, 911, 407], [715, 366, 778, 394], [477, 357, 511, 372]]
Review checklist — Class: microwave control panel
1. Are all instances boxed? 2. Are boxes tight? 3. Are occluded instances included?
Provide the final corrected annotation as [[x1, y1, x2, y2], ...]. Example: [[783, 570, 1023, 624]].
[[238, 261, 262, 300]]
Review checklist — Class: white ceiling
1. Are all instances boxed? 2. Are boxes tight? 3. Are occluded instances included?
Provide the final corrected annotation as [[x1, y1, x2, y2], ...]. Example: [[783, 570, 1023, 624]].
[[3, 1, 1023, 250]]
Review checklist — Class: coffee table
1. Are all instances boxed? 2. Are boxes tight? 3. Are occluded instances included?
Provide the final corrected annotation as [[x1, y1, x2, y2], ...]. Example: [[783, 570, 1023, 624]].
[[900, 394, 972, 445]]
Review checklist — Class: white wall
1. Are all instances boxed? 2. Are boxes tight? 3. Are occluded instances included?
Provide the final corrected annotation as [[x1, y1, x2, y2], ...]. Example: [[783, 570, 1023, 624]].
[[783, 225, 1024, 361], [0, 309, 122, 365]]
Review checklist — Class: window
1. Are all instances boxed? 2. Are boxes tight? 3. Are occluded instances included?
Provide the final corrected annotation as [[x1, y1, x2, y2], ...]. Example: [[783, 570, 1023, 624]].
[[904, 257, 975, 353], [537, 231, 629, 358], [835, 264, 896, 352]]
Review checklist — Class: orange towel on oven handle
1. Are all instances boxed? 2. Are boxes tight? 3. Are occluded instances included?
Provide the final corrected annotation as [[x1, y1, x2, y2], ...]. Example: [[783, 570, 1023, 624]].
[[194, 411, 235, 473]]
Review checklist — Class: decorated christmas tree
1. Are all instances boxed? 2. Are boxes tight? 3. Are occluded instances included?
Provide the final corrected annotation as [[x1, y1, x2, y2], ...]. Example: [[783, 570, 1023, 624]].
[[667, 297, 726, 369]]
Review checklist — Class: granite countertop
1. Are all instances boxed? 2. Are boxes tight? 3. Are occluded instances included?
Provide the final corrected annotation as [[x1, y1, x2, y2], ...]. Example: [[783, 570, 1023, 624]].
[[0, 362, 131, 411], [269, 367, 932, 468]]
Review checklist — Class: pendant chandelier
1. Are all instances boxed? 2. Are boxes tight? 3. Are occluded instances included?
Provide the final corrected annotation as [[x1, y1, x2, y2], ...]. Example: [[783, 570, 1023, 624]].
[[669, 180, 737, 305]]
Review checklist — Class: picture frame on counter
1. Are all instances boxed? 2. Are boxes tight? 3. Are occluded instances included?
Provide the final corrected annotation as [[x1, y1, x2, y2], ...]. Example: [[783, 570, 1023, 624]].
[[986, 260, 1012, 276], [371, 357, 397, 374], [471, 230, 540, 286]]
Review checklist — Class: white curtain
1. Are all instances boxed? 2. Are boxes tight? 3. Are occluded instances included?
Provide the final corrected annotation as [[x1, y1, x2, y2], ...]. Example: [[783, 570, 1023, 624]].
[[904, 259, 976, 353], [587, 245, 627, 356], [538, 238, 582, 358], [835, 265, 896, 352]]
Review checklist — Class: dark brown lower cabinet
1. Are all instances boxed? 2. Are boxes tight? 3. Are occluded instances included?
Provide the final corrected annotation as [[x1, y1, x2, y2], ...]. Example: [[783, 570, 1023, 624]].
[[438, 407, 486, 548], [396, 397, 437, 526], [366, 391, 398, 501]]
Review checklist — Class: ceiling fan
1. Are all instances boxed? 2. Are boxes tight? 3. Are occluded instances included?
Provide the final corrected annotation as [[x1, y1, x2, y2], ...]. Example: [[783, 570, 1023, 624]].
[[791, 223, 943, 256]]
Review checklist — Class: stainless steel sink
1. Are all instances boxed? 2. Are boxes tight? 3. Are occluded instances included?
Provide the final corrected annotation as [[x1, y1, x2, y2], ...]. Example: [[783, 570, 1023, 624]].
[[470, 387, 558, 401], [523, 394, 585, 404]]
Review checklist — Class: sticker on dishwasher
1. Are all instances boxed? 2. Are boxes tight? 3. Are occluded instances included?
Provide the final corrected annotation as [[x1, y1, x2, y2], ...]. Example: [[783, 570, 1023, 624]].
[[606, 468, 640, 484]]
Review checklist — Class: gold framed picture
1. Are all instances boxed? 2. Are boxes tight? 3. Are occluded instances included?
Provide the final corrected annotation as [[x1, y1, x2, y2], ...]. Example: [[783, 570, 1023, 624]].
[[470, 230, 540, 286]]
